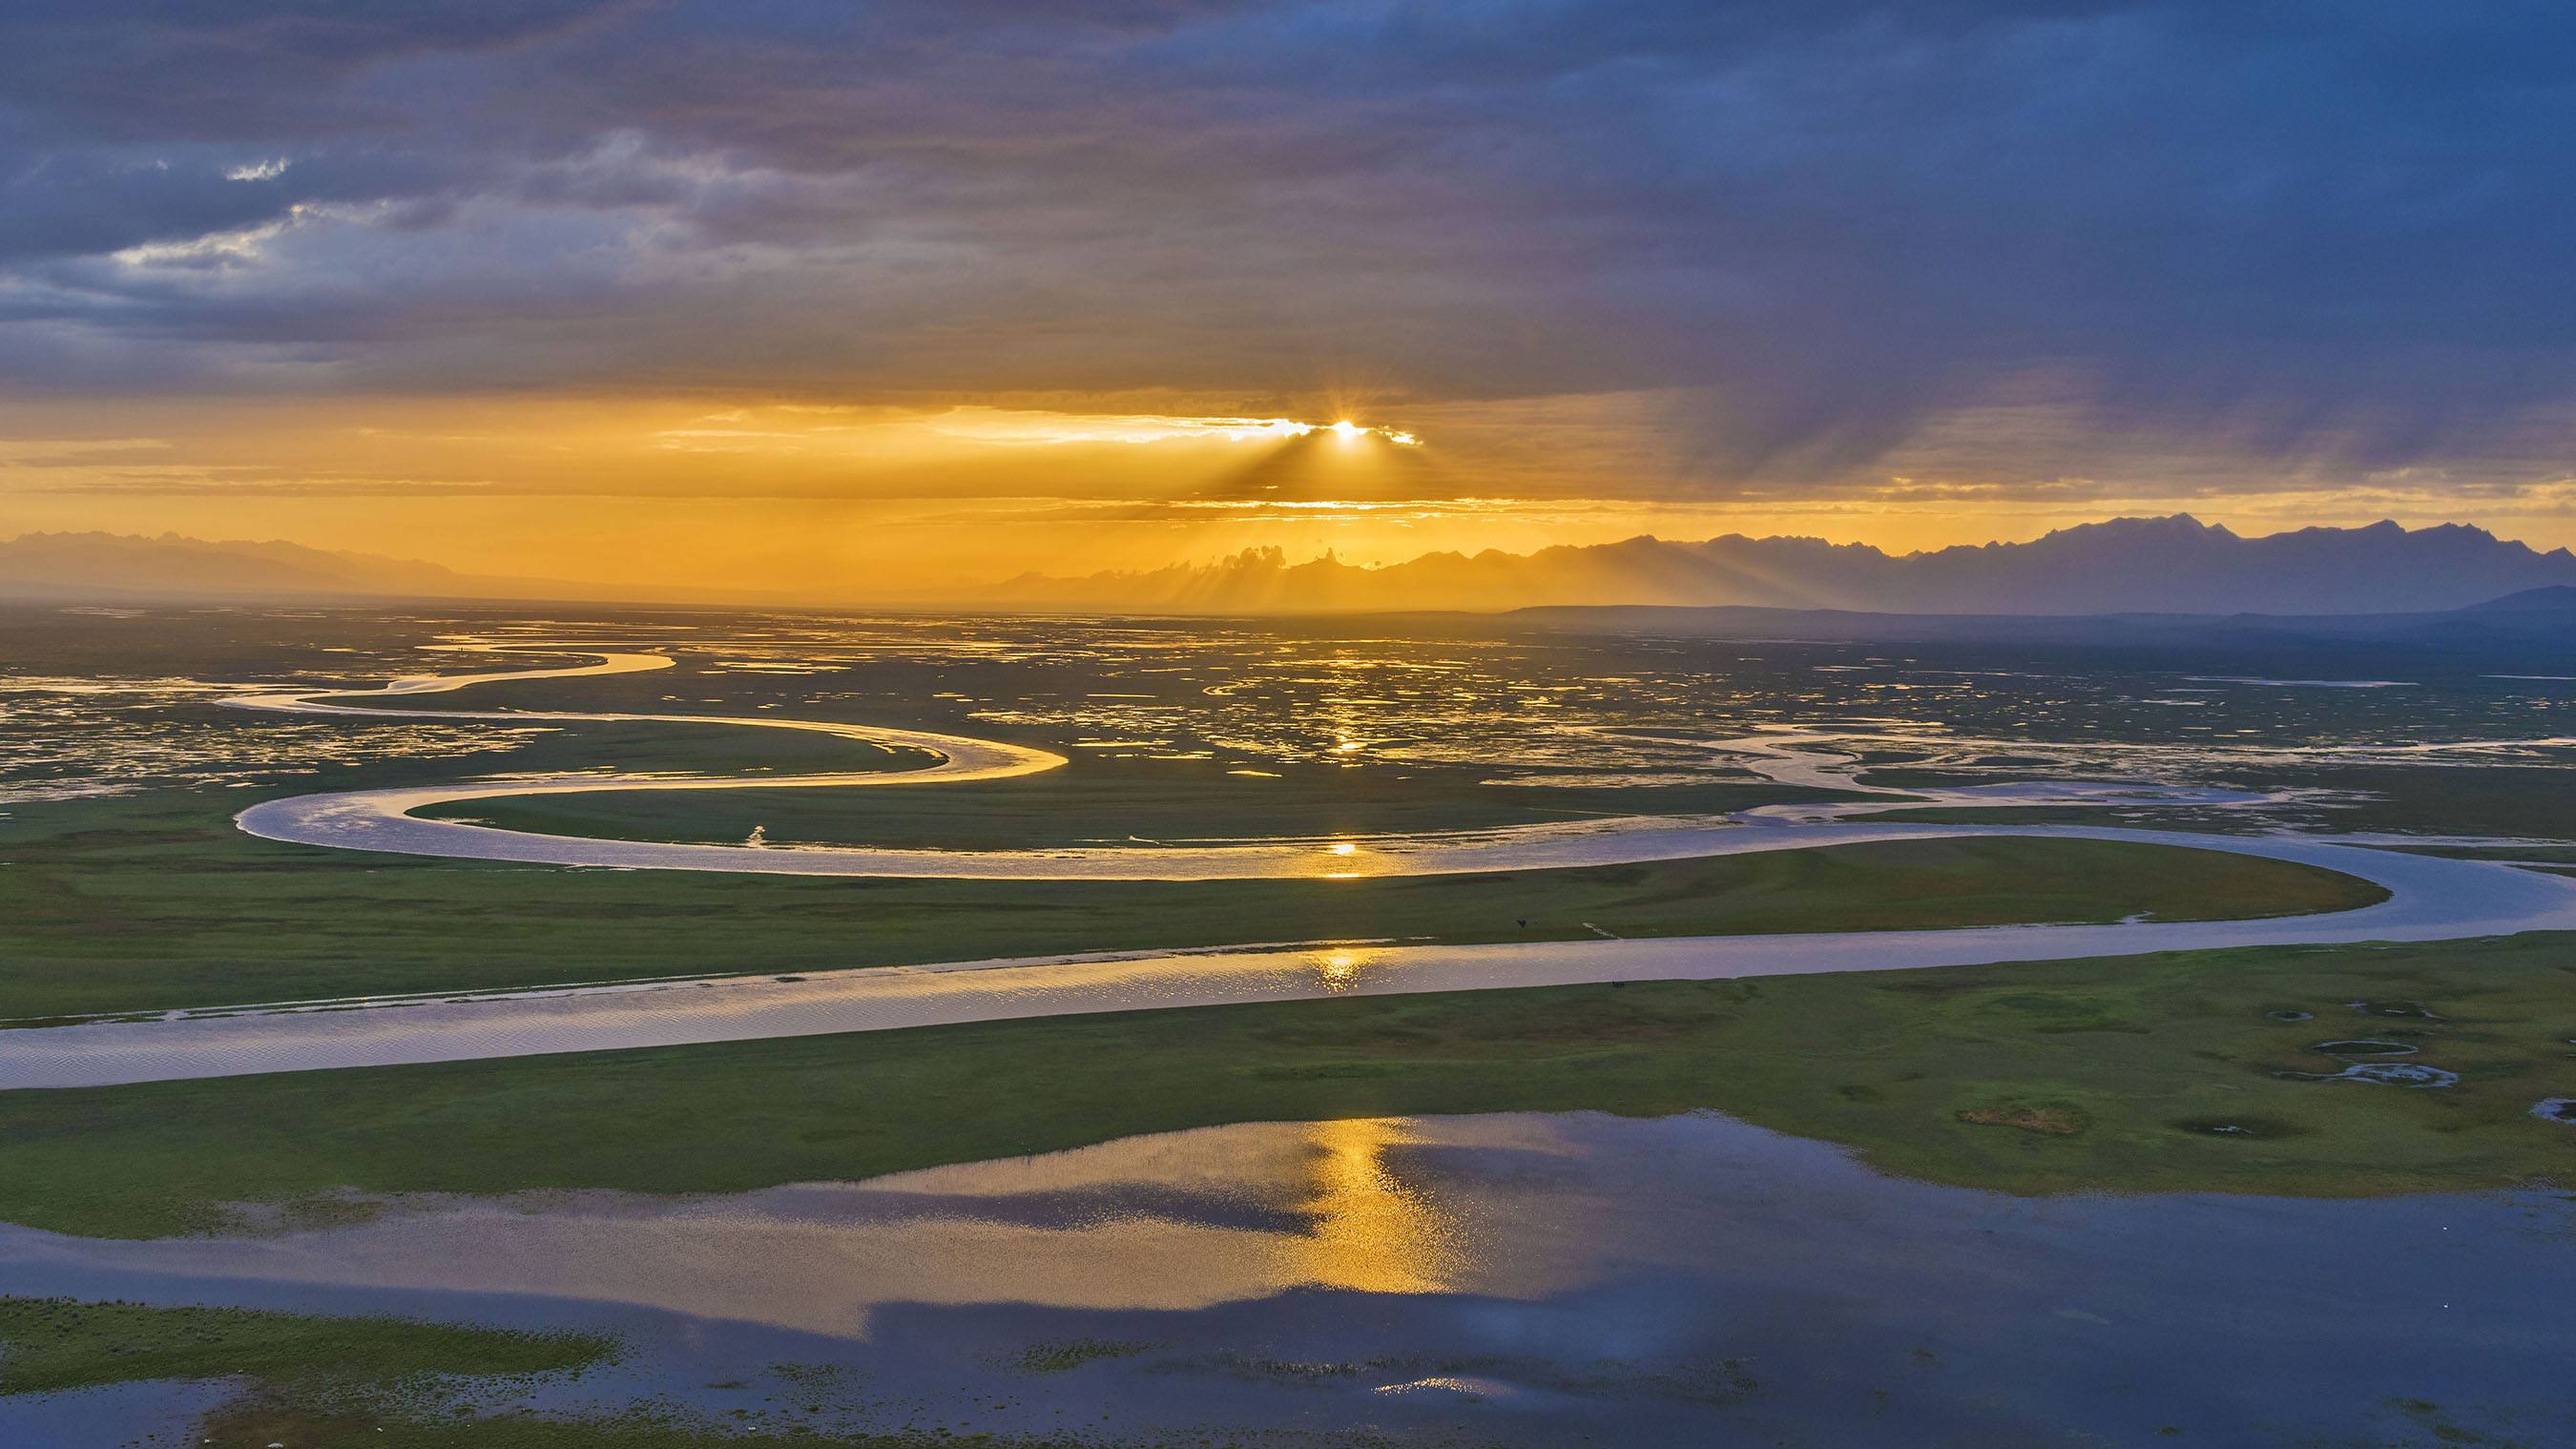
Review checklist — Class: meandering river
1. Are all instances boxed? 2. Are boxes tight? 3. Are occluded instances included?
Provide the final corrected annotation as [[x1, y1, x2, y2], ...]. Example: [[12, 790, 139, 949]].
[[1, 642, 2567, 1089]]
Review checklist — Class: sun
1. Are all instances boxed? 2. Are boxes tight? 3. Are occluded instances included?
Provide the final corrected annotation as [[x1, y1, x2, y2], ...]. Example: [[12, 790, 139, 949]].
[[1329, 420, 1364, 443]]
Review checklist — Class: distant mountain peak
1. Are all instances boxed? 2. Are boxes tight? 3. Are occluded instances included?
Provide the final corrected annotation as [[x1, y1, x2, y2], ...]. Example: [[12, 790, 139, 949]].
[[2066, 512, 2224, 535], [0, 529, 574, 603], [10, 520, 2568, 616], [983, 516, 2576, 616]]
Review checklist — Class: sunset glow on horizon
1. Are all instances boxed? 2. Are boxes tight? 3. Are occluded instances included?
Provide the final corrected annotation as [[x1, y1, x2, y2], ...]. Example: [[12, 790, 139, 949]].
[[3, 3, 2573, 602]]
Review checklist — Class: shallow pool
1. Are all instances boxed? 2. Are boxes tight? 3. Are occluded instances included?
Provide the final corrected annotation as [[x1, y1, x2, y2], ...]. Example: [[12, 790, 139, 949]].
[[3, 1109, 2569, 1444]]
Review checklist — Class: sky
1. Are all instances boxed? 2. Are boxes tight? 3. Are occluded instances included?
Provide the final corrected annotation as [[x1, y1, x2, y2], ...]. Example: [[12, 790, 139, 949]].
[[4, 1, 2574, 597]]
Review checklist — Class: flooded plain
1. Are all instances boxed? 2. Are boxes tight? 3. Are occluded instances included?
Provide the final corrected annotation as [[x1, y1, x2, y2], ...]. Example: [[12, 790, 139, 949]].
[[6, 607, 2576, 1444], [9, 631, 2569, 1086], [3, 1109, 2569, 1446], [10, 607, 2576, 834]]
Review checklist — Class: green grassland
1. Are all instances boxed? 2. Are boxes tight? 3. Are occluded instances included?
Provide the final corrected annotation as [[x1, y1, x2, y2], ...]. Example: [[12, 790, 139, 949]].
[[2, 933, 2566, 1240], [417, 760, 1824, 849], [0, 785, 2377, 1018], [0, 1297, 970, 1449], [0, 1295, 656, 1449], [0, 1295, 613, 1397], [0, 1293, 1079, 1449], [189, 1405, 1084, 1449], [1859, 761, 2576, 839]]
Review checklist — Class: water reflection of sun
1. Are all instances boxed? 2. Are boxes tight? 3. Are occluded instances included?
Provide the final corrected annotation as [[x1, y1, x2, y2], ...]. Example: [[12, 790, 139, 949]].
[[1310, 945, 1381, 991], [1282, 1118, 1465, 1294]]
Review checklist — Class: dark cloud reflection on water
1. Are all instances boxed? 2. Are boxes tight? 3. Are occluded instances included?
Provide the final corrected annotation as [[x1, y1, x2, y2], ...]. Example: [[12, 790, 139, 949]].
[[2, 1110, 2570, 1444]]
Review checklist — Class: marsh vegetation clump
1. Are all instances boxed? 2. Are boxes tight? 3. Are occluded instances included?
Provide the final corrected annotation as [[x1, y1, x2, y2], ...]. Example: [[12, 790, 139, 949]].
[[0, 1294, 638, 1447], [0, 1295, 616, 1398], [1956, 1102, 2091, 1136], [1013, 1338, 1152, 1374]]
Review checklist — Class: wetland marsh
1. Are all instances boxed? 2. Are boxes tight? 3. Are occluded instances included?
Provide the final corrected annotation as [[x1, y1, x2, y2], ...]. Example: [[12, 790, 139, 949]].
[[3, 604, 2574, 1446]]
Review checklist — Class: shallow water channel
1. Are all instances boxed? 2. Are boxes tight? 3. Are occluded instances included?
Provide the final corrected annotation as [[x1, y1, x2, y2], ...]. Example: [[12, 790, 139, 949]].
[[4, 1109, 2570, 1444]]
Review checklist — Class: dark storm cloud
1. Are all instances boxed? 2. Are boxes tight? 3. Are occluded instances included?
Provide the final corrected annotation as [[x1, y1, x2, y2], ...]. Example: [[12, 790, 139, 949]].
[[0, 1, 634, 139], [3, 0, 2574, 486]]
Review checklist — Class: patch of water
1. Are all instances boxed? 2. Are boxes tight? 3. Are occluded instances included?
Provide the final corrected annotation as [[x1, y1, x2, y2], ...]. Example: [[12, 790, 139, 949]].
[[2280, 1061, 2462, 1087], [1, 1111, 2569, 1445]]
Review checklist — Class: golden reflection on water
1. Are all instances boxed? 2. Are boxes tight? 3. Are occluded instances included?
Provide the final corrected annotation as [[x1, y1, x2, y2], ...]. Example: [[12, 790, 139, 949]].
[[1309, 945, 1382, 991], [1279, 1117, 1465, 1295], [1310, 838, 1387, 880], [33, 1115, 1581, 1335]]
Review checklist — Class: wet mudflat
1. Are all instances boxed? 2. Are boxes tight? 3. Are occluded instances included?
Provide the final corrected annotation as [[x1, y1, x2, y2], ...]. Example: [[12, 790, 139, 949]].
[[4, 1109, 2568, 1446]]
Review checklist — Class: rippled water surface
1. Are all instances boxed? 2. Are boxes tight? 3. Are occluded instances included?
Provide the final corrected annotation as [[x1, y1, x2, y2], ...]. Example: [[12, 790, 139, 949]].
[[4, 1110, 2570, 1445]]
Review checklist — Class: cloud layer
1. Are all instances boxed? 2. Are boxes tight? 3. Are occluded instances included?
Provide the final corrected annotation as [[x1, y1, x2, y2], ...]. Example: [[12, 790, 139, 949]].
[[4, 1, 2575, 497]]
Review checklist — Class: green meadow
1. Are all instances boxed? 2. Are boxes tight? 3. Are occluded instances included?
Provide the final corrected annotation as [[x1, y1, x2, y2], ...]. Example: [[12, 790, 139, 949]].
[[0, 1297, 953, 1449], [0, 787, 2377, 1019], [2, 933, 2566, 1240]]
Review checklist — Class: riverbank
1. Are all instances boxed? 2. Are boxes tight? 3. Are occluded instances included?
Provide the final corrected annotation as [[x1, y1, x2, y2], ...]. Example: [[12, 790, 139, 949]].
[[1, 933, 2568, 1238]]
